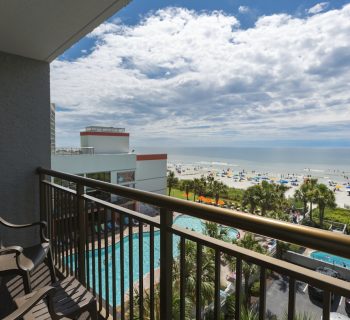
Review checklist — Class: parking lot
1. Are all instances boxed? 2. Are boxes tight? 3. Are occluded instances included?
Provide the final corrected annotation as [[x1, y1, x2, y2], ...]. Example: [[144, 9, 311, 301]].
[[266, 273, 349, 319]]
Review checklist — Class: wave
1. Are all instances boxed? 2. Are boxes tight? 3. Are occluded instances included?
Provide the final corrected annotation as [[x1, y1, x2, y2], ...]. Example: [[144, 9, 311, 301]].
[[196, 161, 239, 167], [303, 168, 325, 172]]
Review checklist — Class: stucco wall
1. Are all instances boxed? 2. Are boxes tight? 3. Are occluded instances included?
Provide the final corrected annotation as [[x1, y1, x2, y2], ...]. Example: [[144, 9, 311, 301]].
[[52, 153, 136, 174], [80, 135, 129, 154], [135, 159, 167, 194], [0, 52, 50, 246]]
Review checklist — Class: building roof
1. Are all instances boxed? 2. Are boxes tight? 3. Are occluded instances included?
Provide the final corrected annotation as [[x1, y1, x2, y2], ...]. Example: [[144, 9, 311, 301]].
[[0, 0, 130, 62]]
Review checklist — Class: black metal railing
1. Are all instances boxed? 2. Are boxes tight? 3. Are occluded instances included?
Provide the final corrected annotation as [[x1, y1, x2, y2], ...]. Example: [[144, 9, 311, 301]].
[[38, 167, 350, 320]]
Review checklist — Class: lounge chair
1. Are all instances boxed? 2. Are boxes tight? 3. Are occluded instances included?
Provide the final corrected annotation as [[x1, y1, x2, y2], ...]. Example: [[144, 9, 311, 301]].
[[107, 221, 120, 232], [0, 217, 56, 293], [4, 277, 97, 320]]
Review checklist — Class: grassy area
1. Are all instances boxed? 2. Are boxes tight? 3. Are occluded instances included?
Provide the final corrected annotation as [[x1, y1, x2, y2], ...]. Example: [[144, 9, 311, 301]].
[[167, 187, 245, 204], [227, 187, 244, 202], [311, 207, 350, 230], [167, 188, 193, 200]]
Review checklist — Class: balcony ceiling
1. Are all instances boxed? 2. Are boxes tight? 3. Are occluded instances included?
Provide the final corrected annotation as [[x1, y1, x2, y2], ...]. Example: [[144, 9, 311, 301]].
[[0, 0, 130, 62]]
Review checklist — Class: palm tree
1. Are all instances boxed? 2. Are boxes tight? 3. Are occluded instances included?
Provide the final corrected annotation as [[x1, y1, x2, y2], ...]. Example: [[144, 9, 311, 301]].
[[240, 306, 259, 320], [229, 233, 265, 308], [258, 181, 277, 216], [206, 175, 215, 196], [167, 171, 178, 196], [193, 178, 206, 201], [203, 221, 229, 242], [210, 180, 228, 205], [133, 284, 161, 320], [173, 240, 215, 312], [306, 178, 318, 220], [294, 183, 309, 217], [242, 185, 260, 214], [314, 183, 336, 228], [179, 180, 193, 200], [274, 184, 289, 212], [133, 283, 192, 320], [268, 210, 289, 221]]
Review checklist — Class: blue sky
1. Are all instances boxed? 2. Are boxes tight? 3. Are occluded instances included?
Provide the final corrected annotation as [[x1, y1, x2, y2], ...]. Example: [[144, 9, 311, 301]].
[[51, 0, 350, 147]]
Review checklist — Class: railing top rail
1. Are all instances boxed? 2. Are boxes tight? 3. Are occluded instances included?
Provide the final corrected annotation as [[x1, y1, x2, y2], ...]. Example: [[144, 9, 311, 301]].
[[37, 167, 350, 259], [171, 225, 350, 297]]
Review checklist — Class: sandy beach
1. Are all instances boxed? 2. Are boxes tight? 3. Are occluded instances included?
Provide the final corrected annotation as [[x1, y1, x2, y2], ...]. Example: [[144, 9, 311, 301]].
[[168, 163, 350, 208]]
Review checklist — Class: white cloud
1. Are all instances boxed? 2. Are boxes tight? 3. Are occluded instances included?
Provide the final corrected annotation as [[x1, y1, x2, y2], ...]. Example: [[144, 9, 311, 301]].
[[307, 2, 329, 14], [238, 6, 250, 14], [51, 5, 350, 146]]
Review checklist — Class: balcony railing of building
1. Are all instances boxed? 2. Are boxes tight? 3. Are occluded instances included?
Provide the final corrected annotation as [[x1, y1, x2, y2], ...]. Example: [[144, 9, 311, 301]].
[[84, 126, 126, 133], [53, 147, 95, 155], [37, 167, 350, 320]]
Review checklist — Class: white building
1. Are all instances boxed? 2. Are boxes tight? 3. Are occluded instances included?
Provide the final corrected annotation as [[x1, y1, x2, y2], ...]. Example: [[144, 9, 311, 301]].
[[52, 126, 167, 215]]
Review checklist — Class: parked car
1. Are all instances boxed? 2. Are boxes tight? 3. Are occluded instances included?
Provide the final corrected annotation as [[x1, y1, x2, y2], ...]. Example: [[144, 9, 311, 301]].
[[308, 267, 340, 302]]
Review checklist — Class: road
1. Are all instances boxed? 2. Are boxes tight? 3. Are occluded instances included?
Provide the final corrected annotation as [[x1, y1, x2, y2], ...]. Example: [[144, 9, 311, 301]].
[[266, 273, 349, 319]]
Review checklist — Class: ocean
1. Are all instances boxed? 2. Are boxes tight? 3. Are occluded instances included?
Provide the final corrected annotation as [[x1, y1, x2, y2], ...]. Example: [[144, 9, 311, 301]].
[[136, 147, 350, 183]]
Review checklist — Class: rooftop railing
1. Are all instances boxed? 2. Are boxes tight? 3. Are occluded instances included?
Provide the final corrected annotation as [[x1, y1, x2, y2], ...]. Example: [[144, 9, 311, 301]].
[[37, 167, 350, 320], [53, 147, 95, 155], [84, 126, 126, 133]]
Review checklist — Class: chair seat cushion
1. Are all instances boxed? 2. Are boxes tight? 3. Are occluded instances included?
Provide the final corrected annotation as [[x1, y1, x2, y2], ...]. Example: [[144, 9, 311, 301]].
[[15, 277, 96, 319]]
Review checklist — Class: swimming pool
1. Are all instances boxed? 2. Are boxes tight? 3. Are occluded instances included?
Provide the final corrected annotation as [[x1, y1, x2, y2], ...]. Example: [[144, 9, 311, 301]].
[[174, 214, 240, 239], [85, 231, 162, 307], [80, 215, 240, 306], [310, 251, 350, 269]]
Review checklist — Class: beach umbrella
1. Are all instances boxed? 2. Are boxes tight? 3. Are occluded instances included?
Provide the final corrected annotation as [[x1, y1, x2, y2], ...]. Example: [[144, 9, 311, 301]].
[[335, 185, 342, 189], [346, 185, 350, 189]]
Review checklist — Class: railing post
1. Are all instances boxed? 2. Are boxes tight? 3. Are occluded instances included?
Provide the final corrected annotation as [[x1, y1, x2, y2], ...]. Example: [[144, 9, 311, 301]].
[[159, 207, 173, 319], [39, 173, 47, 222], [77, 183, 86, 285]]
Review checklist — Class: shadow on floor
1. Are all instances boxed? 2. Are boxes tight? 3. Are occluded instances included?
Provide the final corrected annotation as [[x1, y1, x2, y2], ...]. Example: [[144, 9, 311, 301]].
[[0, 262, 54, 318]]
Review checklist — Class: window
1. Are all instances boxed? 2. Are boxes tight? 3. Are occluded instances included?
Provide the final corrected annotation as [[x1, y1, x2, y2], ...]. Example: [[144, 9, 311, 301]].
[[86, 171, 110, 182], [117, 171, 135, 184], [86, 172, 111, 201]]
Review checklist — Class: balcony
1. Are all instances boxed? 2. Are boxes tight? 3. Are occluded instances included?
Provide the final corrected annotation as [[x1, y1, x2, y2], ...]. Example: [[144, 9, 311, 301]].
[[1, 168, 337, 319], [53, 147, 95, 155]]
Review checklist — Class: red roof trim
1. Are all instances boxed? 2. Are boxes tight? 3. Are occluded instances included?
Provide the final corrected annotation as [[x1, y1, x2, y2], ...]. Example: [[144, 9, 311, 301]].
[[136, 154, 167, 161], [80, 132, 129, 137]]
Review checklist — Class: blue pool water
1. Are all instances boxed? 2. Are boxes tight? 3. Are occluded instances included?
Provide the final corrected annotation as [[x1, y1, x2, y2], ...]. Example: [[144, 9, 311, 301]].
[[79, 215, 240, 306], [174, 214, 240, 239], [85, 231, 162, 307], [310, 251, 350, 269]]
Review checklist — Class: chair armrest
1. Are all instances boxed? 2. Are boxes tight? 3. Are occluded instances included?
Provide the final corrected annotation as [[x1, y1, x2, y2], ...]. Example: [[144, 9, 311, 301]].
[[0, 217, 46, 230], [3, 286, 57, 320], [0, 218, 49, 242], [0, 245, 23, 256]]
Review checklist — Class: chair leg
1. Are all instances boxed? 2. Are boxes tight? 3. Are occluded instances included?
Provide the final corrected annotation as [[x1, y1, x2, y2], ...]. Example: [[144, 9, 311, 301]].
[[47, 248, 57, 283], [23, 271, 32, 294], [89, 301, 98, 320]]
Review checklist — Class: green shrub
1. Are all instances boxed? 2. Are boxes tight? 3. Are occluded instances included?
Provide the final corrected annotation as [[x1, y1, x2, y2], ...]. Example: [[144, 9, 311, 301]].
[[250, 280, 260, 297], [310, 208, 350, 233]]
